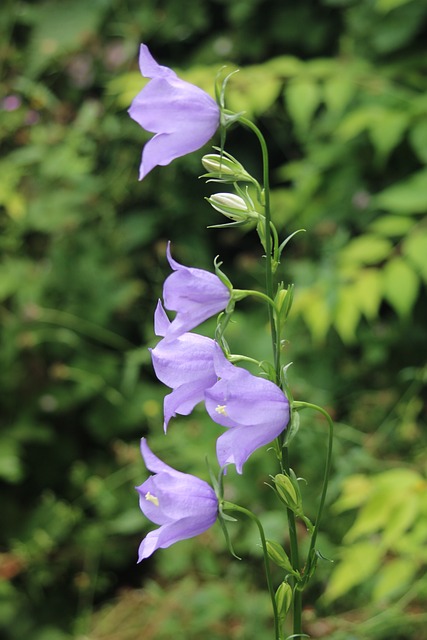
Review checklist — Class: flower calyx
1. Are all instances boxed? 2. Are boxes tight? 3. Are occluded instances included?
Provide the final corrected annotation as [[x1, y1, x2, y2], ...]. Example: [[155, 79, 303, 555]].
[[201, 148, 257, 185]]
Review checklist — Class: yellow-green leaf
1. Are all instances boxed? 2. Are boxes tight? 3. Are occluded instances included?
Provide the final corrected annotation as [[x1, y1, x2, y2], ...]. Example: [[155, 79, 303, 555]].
[[374, 169, 427, 215], [383, 257, 419, 317], [323, 542, 382, 603], [372, 558, 417, 603], [403, 230, 427, 282], [340, 234, 393, 266], [285, 77, 322, 137], [354, 268, 383, 320]]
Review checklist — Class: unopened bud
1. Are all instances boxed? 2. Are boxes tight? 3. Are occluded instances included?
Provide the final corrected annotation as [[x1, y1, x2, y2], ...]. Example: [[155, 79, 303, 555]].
[[207, 192, 259, 223], [274, 473, 302, 514], [201, 151, 254, 184], [266, 540, 294, 573], [275, 582, 293, 619]]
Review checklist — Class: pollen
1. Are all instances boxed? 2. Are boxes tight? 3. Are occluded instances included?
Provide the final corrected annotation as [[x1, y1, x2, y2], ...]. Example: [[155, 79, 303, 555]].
[[145, 491, 159, 506], [215, 404, 228, 416]]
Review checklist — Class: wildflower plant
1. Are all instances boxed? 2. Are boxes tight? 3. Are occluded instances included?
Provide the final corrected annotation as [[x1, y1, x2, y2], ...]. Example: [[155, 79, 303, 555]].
[[130, 45, 335, 639]]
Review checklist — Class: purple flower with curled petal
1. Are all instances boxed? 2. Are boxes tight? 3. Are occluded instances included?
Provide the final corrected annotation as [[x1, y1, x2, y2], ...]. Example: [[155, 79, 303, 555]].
[[128, 44, 220, 180], [205, 345, 290, 474], [136, 438, 218, 561], [162, 242, 231, 340], [150, 300, 217, 430]]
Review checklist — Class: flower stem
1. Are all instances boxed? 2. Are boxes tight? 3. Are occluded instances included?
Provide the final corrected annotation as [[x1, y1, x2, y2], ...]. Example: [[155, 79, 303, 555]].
[[281, 447, 302, 636], [292, 402, 334, 564], [236, 115, 279, 381], [222, 501, 282, 640]]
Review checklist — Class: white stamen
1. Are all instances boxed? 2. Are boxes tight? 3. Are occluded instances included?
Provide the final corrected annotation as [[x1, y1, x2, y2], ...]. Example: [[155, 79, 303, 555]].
[[215, 404, 228, 416], [145, 491, 159, 506]]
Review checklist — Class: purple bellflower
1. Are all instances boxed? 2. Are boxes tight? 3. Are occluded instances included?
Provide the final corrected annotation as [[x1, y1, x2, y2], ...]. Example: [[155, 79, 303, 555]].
[[128, 44, 220, 179], [136, 438, 218, 561], [162, 242, 231, 340], [205, 345, 290, 474], [150, 300, 218, 430]]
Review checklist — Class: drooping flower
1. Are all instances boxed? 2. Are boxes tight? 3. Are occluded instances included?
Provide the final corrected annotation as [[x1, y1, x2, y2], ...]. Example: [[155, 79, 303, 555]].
[[162, 242, 231, 340], [136, 438, 218, 561], [128, 44, 220, 180], [205, 345, 290, 474], [150, 300, 217, 430]]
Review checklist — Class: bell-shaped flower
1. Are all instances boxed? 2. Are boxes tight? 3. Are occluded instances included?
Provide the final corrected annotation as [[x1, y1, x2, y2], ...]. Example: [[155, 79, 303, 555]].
[[205, 345, 290, 474], [162, 242, 231, 340], [128, 44, 220, 179], [150, 300, 217, 430], [136, 438, 218, 561]]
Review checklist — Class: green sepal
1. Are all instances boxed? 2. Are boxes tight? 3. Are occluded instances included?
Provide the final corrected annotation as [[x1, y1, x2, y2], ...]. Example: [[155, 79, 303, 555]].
[[277, 228, 306, 260], [213, 256, 233, 291]]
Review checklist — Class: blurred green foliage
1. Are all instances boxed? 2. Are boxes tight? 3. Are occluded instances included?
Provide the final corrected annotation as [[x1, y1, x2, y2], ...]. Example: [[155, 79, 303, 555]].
[[1, 0, 426, 639]]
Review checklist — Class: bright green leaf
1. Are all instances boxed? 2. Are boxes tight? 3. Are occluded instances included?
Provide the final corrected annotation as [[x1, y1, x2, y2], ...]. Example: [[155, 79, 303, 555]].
[[403, 230, 427, 282], [369, 215, 414, 237], [409, 119, 427, 163], [376, 0, 415, 12], [323, 542, 383, 602], [373, 558, 417, 603], [375, 169, 427, 215], [334, 285, 361, 343], [285, 77, 322, 137], [368, 109, 408, 162], [340, 235, 393, 266], [354, 268, 383, 320], [323, 73, 355, 116], [383, 256, 419, 317]]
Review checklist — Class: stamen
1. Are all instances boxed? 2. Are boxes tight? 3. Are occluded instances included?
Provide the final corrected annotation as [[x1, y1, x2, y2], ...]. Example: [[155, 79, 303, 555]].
[[145, 491, 159, 506], [215, 404, 228, 416]]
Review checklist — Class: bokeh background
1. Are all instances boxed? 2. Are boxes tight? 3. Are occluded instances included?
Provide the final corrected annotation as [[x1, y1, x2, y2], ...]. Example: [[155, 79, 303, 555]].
[[1, 0, 427, 638]]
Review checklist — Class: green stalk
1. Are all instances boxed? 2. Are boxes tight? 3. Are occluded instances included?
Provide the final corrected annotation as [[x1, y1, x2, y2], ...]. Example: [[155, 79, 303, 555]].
[[292, 402, 334, 561], [236, 115, 279, 380], [281, 447, 302, 636], [222, 501, 282, 640]]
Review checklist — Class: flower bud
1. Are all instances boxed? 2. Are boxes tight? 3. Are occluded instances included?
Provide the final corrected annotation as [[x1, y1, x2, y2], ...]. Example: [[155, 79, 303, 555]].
[[266, 540, 294, 573], [207, 192, 260, 224], [273, 473, 303, 514], [275, 582, 293, 619], [201, 150, 254, 183]]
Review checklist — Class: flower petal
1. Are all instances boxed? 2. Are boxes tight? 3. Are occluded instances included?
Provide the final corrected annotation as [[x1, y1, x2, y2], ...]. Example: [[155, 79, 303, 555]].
[[128, 44, 220, 179], [137, 514, 216, 561], [140, 438, 179, 477], [216, 424, 281, 474], [138, 43, 176, 80]]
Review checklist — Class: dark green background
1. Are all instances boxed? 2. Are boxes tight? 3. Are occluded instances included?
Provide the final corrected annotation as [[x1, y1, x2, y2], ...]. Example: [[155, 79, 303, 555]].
[[1, 1, 426, 638]]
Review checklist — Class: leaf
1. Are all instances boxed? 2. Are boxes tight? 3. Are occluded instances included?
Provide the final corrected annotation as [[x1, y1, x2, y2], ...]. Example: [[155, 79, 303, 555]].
[[382, 493, 420, 547], [372, 558, 417, 603], [323, 73, 355, 116], [368, 109, 408, 162], [295, 287, 332, 343], [340, 234, 393, 266], [285, 77, 322, 137], [227, 66, 282, 117], [403, 230, 427, 282], [383, 256, 419, 317], [334, 285, 361, 343], [369, 215, 414, 237], [0, 438, 23, 483], [374, 169, 427, 215], [323, 542, 383, 602], [376, 0, 416, 12], [332, 474, 373, 513], [354, 268, 383, 320], [409, 119, 427, 163]]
